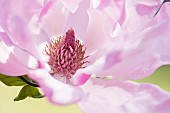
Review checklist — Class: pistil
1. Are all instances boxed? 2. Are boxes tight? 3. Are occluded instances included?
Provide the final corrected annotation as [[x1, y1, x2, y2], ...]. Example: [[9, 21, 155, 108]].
[[46, 28, 89, 79]]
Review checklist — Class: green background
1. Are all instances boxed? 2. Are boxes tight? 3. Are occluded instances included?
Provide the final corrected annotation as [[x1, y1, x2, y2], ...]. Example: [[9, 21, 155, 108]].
[[0, 65, 170, 113]]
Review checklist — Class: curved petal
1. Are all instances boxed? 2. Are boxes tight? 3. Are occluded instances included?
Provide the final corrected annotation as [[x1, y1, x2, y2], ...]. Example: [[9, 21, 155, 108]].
[[29, 69, 84, 105], [91, 0, 111, 9], [82, 1, 170, 80], [78, 78, 170, 113], [64, 0, 90, 39], [61, 0, 82, 13], [97, 0, 125, 26], [0, 32, 30, 76], [89, 18, 170, 80], [5, 15, 47, 61], [40, 1, 70, 37], [70, 68, 91, 86], [38, 0, 55, 21], [83, 10, 113, 55], [117, 0, 169, 44], [0, 0, 43, 31], [0, 0, 48, 61]]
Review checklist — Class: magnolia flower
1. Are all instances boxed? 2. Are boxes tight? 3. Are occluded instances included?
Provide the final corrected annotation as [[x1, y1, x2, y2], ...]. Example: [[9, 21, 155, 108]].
[[0, 0, 170, 113]]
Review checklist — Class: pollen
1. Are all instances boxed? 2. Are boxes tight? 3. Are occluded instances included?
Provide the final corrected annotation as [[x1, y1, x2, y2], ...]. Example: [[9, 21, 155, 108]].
[[45, 28, 89, 79]]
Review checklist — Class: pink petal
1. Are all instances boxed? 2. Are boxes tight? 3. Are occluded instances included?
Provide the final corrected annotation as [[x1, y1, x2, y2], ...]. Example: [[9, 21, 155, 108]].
[[83, 1, 170, 80], [93, 18, 170, 80], [78, 78, 170, 113], [5, 16, 46, 60], [0, 32, 30, 76], [40, 1, 69, 37], [38, 0, 55, 21], [105, 0, 125, 24], [0, 0, 47, 61], [117, 0, 167, 43], [61, 0, 82, 13], [91, 0, 111, 9], [1, 14, 49, 63], [64, 0, 90, 39], [70, 69, 91, 86], [91, 0, 125, 23], [83, 10, 113, 55], [29, 69, 84, 105], [0, 0, 43, 31]]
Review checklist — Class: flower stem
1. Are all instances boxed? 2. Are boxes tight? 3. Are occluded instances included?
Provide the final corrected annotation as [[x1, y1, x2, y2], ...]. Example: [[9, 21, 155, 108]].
[[153, 0, 170, 17], [153, 2, 164, 17], [18, 76, 39, 87]]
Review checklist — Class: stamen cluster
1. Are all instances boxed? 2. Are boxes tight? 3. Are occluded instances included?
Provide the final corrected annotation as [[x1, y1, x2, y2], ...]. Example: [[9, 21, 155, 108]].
[[46, 28, 89, 79]]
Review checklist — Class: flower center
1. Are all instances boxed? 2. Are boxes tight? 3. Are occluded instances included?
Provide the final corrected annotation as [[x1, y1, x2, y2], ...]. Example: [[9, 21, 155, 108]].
[[45, 28, 89, 79]]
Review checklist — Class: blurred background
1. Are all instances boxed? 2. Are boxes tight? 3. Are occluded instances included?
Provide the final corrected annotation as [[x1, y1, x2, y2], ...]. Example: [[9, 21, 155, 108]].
[[1, 65, 170, 113]]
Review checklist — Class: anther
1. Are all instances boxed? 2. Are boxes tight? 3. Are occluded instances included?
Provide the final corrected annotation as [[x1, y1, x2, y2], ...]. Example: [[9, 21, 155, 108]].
[[46, 28, 89, 79]]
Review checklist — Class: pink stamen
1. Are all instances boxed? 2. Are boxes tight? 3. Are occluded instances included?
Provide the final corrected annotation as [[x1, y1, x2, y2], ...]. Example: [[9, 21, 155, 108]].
[[46, 28, 89, 79]]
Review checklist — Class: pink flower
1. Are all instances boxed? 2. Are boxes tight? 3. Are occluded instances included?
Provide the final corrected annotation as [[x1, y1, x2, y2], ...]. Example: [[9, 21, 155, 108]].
[[0, 0, 170, 112]]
